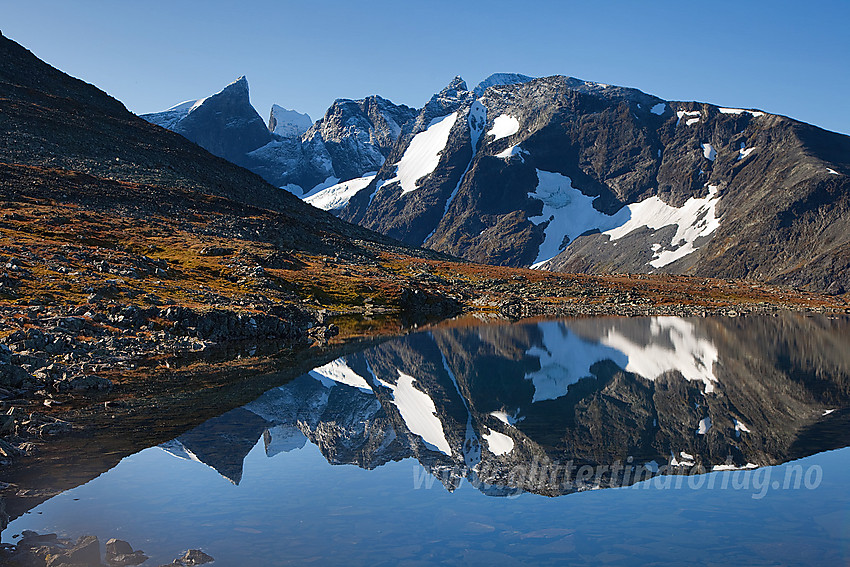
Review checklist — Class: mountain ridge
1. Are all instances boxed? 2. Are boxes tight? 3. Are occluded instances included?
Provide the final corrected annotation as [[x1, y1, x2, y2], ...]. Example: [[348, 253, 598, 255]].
[[143, 70, 848, 292], [340, 75, 850, 293]]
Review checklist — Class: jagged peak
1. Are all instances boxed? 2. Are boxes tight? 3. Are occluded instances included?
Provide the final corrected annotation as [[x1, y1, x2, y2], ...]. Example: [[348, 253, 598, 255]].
[[419, 76, 472, 120], [217, 75, 249, 97], [328, 94, 406, 108], [440, 75, 468, 97]]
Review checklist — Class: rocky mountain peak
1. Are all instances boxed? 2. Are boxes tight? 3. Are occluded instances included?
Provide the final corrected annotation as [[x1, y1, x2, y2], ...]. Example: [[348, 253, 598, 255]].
[[473, 73, 535, 97], [220, 75, 249, 97], [409, 76, 473, 133], [442, 75, 469, 96], [142, 75, 272, 168], [299, 94, 418, 184]]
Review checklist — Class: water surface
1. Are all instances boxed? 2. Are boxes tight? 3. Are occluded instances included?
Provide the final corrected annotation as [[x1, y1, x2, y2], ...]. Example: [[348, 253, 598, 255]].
[[5, 313, 850, 565]]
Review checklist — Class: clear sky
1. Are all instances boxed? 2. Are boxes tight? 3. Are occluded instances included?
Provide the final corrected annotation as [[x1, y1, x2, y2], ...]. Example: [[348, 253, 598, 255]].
[[2, 0, 849, 135]]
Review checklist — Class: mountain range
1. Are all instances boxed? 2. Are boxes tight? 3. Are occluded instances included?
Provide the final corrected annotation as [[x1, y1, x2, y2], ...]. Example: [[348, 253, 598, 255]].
[[144, 73, 850, 293]]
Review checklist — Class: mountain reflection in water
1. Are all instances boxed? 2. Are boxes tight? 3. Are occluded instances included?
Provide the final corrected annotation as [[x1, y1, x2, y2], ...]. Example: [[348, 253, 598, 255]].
[[160, 314, 850, 496]]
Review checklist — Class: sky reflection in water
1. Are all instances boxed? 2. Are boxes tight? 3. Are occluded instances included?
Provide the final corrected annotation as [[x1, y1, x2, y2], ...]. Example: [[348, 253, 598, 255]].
[[5, 315, 850, 565]]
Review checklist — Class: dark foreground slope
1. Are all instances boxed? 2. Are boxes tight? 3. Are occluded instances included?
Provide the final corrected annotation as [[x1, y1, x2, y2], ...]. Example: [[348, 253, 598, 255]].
[[0, 32, 404, 249]]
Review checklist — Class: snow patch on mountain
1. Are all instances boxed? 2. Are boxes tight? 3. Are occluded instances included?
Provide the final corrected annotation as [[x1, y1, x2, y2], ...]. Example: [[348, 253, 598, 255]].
[[676, 110, 701, 126], [697, 417, 712, 435], [604, 185, 722, 268], [528, 170, 629, 266], [482, 429, 514, 455], [527, 170, 722, 269], [650, 103, 667, 115], [268, 104, 312, 137], [487, 114, 520, 141], [525, 321, 628, 402], [468, 100, 487, 149], [309, 358, 372, 391], [671, 451, 695, 467], [383, 112, 458, 194], [738, 142, 756, 161], [145, 99, 203, 130], [600, 317, 720, 394], [733, 418, 751, 436], [490, 410, 521, 426], [299, 175, 339, 196], [495, 145, 528, 160], [702, 143, 716, 161], [160, 439, 206, 465], [712, 462, 758, 471], [375, 370, 452, 455], [304, 173, 377, 212], [719, 107, 765, 118]]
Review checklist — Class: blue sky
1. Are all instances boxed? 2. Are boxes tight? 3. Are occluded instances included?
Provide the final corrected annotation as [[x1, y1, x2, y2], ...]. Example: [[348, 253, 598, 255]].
[[3, 0, 849, 134]]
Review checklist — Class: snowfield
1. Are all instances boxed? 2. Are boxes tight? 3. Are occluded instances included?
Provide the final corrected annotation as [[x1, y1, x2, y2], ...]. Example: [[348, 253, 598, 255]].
[[650, 103, 667, 115], [382, 113, 458, 194], [524, 321, 627, 402], [487, 114, 520, 141], [375, 370, 453, 455], [304, 173, 377, 212], [528, 169, 722, 269], [600, 317, 720, 394], [308, 357, 372, 391], [604, 185, 721, 269], [482, 429, 514, 455]]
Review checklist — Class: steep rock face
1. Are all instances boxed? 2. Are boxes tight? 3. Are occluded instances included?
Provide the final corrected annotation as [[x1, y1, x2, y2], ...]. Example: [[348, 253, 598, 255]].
[[339, 75, 850, 292], [143, 77, 272, 168], [303, 95, 418, 183], [342, 77, 477, 245]]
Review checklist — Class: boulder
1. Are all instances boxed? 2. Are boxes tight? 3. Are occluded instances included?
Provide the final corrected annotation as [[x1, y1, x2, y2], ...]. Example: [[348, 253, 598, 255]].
[[179, 549, 214, 565], [69, 375, 112, 391], [105, 539, 133, 559]]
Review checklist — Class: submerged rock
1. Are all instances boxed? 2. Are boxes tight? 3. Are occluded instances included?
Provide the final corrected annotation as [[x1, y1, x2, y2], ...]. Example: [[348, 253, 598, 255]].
[[105, 538, 149, 566], [178, 549, 214, 565]]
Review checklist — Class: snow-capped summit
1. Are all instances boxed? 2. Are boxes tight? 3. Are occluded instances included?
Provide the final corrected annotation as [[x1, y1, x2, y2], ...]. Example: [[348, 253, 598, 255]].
[[268, 104, 312, 138], [473, 73, 535, 97]]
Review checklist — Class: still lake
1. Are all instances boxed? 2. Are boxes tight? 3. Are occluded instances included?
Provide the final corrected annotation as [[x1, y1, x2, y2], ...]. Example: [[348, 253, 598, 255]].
[[5, 313, 850, 565]]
